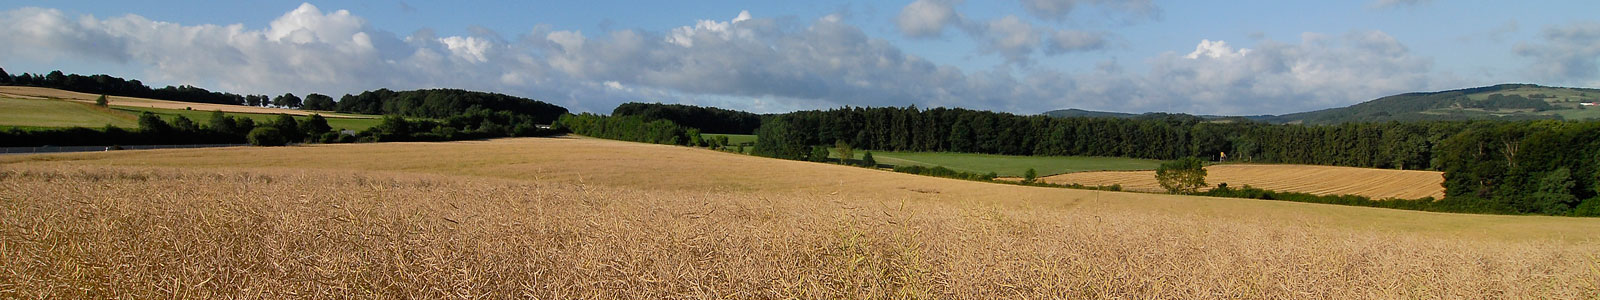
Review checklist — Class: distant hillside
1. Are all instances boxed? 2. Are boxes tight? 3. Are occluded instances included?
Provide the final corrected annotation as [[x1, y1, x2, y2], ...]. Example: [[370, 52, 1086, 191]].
[[1046, 84, 1600, 124], [1042, 108, 1140, 119], [1263, 84, 1600, 124]]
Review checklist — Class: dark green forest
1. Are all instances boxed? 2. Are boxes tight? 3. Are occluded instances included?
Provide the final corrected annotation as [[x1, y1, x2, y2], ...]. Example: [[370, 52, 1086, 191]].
[[335, 88, 567, 123], [611, 102, 765, 134], [554, 113, 698, 146]]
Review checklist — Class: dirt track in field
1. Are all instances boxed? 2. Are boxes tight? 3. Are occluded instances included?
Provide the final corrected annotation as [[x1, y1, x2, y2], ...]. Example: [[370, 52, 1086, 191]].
[[1040, 164, 1446, 199]]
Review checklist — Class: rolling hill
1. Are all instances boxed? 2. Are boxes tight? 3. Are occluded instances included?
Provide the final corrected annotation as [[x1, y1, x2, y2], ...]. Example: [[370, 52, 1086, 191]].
[[1046, 84, 1600, 124]]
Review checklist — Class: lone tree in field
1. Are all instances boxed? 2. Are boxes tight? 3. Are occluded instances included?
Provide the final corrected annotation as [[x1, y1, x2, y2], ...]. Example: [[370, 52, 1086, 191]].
[[1023, 168, 1038, 184], [1156, 157, 1208, 194], [861, 152, 876, 167], [835, 140, 852, 164], [95, 95, 108, 107]]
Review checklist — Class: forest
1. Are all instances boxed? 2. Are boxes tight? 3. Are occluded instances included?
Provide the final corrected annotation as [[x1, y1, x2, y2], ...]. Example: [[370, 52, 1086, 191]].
[[335, 88, 567, 124], [610, 102, 765, 134], [553, 113, 699, 146]]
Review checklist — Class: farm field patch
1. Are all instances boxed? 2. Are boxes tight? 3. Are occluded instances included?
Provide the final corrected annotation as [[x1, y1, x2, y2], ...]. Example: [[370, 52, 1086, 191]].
[[838, 150, 1163, 177], [0, 96, 136, 128], [1041, 163, 1446, 199]]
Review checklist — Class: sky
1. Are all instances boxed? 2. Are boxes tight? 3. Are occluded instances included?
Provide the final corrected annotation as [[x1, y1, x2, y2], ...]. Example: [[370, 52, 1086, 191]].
[[0, 0, 1596, 115]]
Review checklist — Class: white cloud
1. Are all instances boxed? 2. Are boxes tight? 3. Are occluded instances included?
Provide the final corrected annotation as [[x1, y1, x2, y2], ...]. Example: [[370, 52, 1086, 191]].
[[893, 0, 1112, 65], [1184, 39, 1249, 59], [438, 36, 491, 63], [1120, 31, 1443, 114], [895, 0, 961, 38], [667, 10, 755, 47], [978, 16, 1041, 64], [0, 4, 1452, 116], [1514, 22, 1600, 84]]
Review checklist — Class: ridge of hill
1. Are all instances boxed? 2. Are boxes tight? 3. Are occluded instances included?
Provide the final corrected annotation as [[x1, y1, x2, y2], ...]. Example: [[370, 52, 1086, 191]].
[[1046, 84, 1600, 124]]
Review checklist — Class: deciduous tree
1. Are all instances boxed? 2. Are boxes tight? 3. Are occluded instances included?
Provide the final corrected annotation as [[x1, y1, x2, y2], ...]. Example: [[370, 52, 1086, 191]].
[[1156, 157, 1208, 194]]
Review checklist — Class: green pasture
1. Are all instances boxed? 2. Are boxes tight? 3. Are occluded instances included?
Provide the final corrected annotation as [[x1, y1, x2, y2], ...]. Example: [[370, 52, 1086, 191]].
[[0, 97, 138, 128]]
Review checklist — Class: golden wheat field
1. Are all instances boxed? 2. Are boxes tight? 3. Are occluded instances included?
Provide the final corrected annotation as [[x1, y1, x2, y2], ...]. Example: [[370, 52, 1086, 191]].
[[1040, 164, 1447, 200], [2, 137, 1598, 298], [0, 86, 373, 118]]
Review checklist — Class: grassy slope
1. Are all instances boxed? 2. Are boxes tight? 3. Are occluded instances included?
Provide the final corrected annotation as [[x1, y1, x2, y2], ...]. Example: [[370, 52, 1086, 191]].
[[2, 137, 1596, 297], [837, 150, 1162, 177], [0, 97, 137, 128]]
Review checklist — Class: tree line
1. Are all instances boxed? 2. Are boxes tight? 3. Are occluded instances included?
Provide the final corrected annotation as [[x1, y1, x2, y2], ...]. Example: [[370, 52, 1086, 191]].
[[554, 113, 699, 146], [335, 88, 568, 124], [610, 102, 765, 134], [0, 69, 569, 122], [2, 108, 564, 148]]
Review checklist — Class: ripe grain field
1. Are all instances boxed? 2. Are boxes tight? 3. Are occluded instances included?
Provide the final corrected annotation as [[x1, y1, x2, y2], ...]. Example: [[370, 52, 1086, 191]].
[[1, 137, 1597, 298], [1042, 164, 1448, 200]]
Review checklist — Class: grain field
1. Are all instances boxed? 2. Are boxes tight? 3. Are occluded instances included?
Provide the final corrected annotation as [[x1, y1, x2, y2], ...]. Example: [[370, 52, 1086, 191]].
[[0, 137, 1595, 298]]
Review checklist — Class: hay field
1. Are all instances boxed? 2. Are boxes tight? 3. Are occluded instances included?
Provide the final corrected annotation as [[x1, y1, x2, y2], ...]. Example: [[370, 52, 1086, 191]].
[[1041, 164, 1447, 199], [2, 137, 1597, 298], [0, 86, 373, 118]]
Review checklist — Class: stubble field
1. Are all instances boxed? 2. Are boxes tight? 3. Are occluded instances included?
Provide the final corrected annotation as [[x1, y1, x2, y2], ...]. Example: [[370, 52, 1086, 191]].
[[1040, 164, 1448, 200], [1, 137, 1596, 298]]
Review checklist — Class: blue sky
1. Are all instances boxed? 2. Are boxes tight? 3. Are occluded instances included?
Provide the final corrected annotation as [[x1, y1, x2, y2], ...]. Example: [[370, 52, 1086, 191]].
[[1, 0, 1596, 115]]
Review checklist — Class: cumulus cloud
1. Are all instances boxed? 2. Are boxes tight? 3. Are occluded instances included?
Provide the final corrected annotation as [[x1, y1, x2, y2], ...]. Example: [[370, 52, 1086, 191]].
[[893, 0, 1114, 65], [976, 16, 1042, 64], [1108, 30, 1442, 114], [0, 4, 1449, 116], [1514, 22, 1600, 85], [895, 0, 962, 38]]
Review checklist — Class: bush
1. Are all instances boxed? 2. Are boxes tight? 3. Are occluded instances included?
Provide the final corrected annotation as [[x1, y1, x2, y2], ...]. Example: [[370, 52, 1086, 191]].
[[1156, 157, 1208, 194], [808, 146, 832, 162], [247, 127, 288, 146]]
